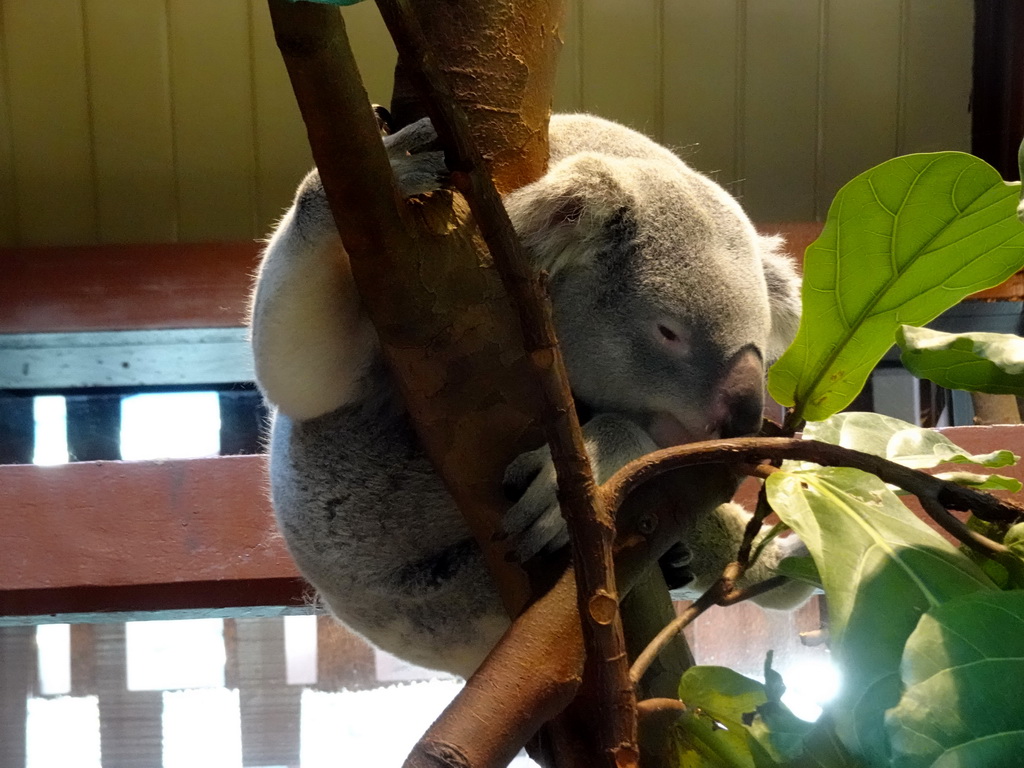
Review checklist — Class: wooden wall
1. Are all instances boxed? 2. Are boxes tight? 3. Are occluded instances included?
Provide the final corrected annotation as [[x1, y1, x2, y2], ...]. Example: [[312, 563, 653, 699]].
[[0, 0, 973, 247]]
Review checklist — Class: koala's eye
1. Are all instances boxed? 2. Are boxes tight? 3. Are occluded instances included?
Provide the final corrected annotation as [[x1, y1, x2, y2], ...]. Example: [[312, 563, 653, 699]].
[[654, 321, 690, 354], [658, 324, 679, 342]]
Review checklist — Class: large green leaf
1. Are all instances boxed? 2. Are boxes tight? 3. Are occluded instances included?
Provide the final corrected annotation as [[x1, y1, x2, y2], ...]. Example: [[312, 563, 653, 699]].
[[768, 152, 1024, 422], [898, 325, 1024, 396], [799, 412, 1018, 469], [886, 590, 1024, 768], [672, 667, 767, 768], [766, 468, 996, 763]]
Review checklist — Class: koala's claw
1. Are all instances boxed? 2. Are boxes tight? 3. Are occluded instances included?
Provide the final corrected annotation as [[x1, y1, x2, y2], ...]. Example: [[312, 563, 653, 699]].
[[499, 445, 570, 562]]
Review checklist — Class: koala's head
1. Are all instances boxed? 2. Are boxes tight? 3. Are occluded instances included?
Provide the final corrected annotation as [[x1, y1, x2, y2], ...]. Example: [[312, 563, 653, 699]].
[[505, 153, 801, 445]]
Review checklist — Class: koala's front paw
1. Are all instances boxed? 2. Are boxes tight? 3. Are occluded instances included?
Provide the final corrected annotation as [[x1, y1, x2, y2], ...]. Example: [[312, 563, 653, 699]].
[[499, 414, 658, 563], [499, 445, 569, 562], [385, 117, 448, 198]]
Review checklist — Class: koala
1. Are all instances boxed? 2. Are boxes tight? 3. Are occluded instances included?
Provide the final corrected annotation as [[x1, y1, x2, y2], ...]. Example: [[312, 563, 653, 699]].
[[251, 114, 809, 678]]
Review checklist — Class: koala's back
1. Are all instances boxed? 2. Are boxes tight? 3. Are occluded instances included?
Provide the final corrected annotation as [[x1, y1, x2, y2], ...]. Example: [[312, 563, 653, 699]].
[[269, 363, 507, 675], [549, 114, 686, 167]]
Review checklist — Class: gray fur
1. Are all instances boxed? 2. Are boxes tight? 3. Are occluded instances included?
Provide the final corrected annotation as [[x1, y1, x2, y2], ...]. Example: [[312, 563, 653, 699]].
[[251, 114, 807, 677]]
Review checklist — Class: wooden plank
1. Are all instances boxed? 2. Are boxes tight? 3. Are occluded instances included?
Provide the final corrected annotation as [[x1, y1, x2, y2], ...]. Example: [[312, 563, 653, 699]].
[[83, 0, 177, 243], [897, 0, 972, 154], [70, 624, 98, 696], [817, 0, 901, 215], [3, 0, 97, 245], [0, 242, 261, 333], [95, 624, 163, 768], [552, 0, 583, 113], [0, 627, 34, 768], [249, 0, 313, 236], [167, 0, 257, 241], [579, 0, 661, 136], [0, 393, 34, 464], [234, 618, 302, 766], [662, 0, 741, 189], [3, 233, 1021, 339], [742, 1, 822, 221], [315, 616, 377, 692], [0, 455, 297, 597], [0, 5, 18, 247]]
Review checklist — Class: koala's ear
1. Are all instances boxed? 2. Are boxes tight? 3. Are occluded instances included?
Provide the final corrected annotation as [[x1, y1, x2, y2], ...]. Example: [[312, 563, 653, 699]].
[[758, 235, 803, 361], [504, 154, 624, 274]]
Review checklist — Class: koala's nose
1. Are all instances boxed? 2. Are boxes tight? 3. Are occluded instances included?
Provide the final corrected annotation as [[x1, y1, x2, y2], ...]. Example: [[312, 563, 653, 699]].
[[714, 347, 765, 438]]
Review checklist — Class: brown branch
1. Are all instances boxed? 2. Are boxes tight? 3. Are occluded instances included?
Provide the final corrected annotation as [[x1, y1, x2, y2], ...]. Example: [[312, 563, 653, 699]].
[[375, 2, 636, 766], [629, 588, 721, 686], [602, 437, 1023, 555], [637, 698, 687, 723], [268, 1, 407, 259]]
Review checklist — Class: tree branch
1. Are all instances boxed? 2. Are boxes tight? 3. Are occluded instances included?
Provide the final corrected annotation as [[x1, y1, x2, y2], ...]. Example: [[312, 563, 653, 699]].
[[375, 2, 637, 765], [603, 437, 1023, 557]]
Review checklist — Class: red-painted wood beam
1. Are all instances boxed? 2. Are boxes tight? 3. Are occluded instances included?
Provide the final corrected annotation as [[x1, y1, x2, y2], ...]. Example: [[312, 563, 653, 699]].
[[1, 427, 1021, 621], [0, 233, 1018, 338], [0, 455, 305, 619]]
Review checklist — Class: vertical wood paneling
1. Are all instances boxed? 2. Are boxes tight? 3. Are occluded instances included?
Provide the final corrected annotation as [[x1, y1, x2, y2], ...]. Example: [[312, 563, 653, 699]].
[[898, 0, 972, 154], [553, 0, 583, 113], [250, 0, 313, 236], [344, 2, 397, 107], [579, 0, 661, 136], [662, 0, 741, 187], [0, 627, 34, 768], [234, 618, 301, 766], [4, 0, 97, 245], [0, 1, 978, 239], [742, 0, 823, 221], [95, 624, 164, 768], [84, 1, 176, 243], [817, 0, 902, 215], [0, 6, 18, 247], [168, 0, 257, 242]]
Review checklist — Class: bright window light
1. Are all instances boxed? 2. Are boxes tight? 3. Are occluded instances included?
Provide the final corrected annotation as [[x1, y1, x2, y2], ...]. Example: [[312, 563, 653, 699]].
[[120, 392, 220, 460], [163, 688, 242, 768], [32, 395, 68, 465], [125, 619, 226, 691], [300, 681, 464, 767], [26, 696, 100, 768], [35, 624, 71, 696], [284, 614, 318, 686], [778, 657, 842, 722]]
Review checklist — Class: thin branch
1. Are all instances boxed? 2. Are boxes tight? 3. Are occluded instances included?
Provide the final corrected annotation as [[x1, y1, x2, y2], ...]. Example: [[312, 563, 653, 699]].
[[629, 584, 723, 686], [637, 698, 687, 723], [629, 568, 796, 686], [602, 437, 1023, 553], [374, 2, 636, 765]]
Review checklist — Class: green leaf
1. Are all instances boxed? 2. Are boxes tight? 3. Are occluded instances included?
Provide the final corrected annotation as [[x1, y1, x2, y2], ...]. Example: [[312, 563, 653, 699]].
[[679, 667, 769, 721], [768, 152, 1024, 422], [799, 411, 1018, 469], [785, 715, 867, 768], [1004, 522, 1024, 559], [672, 668, 769, 768], [774, 556, 822, 587], [932, 471, 1023, 493], [898, 325, 1024, 396], [886, 590, 1024, 768], [672, 712, 757, 768], [766, 468, 996, 763]]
